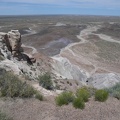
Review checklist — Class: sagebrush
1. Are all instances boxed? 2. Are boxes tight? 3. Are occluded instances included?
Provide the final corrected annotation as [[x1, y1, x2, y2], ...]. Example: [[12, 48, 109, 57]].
[[95, 89, 108, 102], [76, 87, 90, 102], [38, 73, 53, 90], [0, 72, 43, 99], [73, 97, 85, 109], [55, 91, 75, 106]]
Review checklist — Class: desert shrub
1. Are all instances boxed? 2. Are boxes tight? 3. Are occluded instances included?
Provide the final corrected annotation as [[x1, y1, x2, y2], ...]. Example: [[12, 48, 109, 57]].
[[73, 97, 85, 109], [55, 91, 75, 106], [83, 86, 97, 97], [38, 73, 53, 90], [95, 89, 108, 102], [35, 92, 43, 101], [106, 83, 120, 100], [76, 87, 90, 102], [19, 84, 35, 98], [112, 91, 120, 100], [0, 111, 12, 120], [0, 73, 36, 98]]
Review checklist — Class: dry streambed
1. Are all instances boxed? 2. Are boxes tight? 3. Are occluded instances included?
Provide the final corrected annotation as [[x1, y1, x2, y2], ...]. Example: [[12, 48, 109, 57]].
[[51, 25, 120, 89]]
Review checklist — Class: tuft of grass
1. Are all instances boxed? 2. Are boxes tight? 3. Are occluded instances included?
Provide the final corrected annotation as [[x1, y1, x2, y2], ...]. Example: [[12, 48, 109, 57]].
[[55, 91, 75, 106], [38, 73, 53, 90], [76, 87, 90, 102], [73, 97, 85, 109], [95, 89, 108, 102]]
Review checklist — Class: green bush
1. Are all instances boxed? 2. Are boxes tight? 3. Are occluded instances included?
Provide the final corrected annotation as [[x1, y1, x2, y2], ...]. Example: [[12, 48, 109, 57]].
[[0, 73, 36, 98], [55, 91, 75, 106], [0, 111, 12, 120], [73, 97, 85, 109], [35, 92, 43, 101], [106, 83, 120, 100], [38, 73, 53, 90], [95, 89, 108, 102], [76, 87, 90, 102], [83, 86, 97, 97]]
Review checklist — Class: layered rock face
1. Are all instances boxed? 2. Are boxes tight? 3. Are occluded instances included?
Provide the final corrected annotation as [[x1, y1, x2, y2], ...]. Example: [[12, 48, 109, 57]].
[[7, 30, 23, 57], [0, 30, 51, 80], [0, 30, 34, 64]]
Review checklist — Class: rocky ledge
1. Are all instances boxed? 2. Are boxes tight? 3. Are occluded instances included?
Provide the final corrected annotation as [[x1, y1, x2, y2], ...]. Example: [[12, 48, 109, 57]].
[[0, 30, 35, 64], [0, 30, 49, 80]]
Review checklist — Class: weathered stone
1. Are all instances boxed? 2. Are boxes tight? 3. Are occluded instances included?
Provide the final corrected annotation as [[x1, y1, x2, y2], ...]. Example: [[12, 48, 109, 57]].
[[0, 30, 35, 64], [8, 30, 23, 57]]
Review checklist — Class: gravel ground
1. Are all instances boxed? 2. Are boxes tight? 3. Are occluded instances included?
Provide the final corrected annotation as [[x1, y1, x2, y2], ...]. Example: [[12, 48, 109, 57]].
[[0, 97, 120, 120]]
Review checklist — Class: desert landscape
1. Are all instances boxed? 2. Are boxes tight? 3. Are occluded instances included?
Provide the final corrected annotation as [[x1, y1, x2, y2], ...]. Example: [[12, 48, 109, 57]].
[[0, 15, 120, 120]]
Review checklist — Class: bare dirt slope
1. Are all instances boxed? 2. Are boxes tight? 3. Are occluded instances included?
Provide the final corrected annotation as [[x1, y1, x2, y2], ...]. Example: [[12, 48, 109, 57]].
[[0, 97, 120, 120]]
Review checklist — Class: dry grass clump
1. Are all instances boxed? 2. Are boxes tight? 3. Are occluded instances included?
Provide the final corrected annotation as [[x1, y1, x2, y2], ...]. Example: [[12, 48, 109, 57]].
[[0, 72, 43, 100]]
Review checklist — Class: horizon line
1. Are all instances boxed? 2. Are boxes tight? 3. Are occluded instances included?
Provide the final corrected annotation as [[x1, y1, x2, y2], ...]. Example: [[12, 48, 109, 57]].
[[0, 14, 120, 17]]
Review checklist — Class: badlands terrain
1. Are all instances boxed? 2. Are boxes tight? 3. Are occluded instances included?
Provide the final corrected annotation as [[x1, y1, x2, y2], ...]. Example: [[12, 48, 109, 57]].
[[0, 15, 120, 120]]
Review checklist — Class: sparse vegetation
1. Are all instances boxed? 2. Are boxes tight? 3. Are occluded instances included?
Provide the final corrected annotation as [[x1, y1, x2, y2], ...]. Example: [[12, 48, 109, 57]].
[[35, 92, 43, 101], [76, 87, 90, 102], [55, 91, 75, 106], [0, 111, 12, 120], [95, 89, 109, 102], [38, 73, 53, 90], [73, 97, 85, 109], [83, 86, 97, 97], [106, 83, 120, 100], [55, 86, 109, 109], [0, 72, 43, 99]]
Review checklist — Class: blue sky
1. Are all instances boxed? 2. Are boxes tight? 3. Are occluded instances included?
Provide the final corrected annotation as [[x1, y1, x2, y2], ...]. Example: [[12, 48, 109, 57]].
[[0, 0, 120, 16]]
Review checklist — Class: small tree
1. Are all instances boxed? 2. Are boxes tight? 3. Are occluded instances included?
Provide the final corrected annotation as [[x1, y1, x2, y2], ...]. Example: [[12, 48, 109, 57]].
[[38, 73, 53, 90]]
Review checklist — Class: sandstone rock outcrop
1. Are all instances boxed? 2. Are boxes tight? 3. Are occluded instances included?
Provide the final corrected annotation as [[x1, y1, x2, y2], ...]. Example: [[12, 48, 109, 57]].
[[8, 30, 23, 57], [0, 30, 35, 64]]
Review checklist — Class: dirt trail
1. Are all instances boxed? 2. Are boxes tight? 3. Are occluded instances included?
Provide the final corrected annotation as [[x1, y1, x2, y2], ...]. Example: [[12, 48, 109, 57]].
[[95, 33, 120, 44], [22, 44, 38, 55], [52, 26, 100, 78], [53, 25, 120, 76]]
